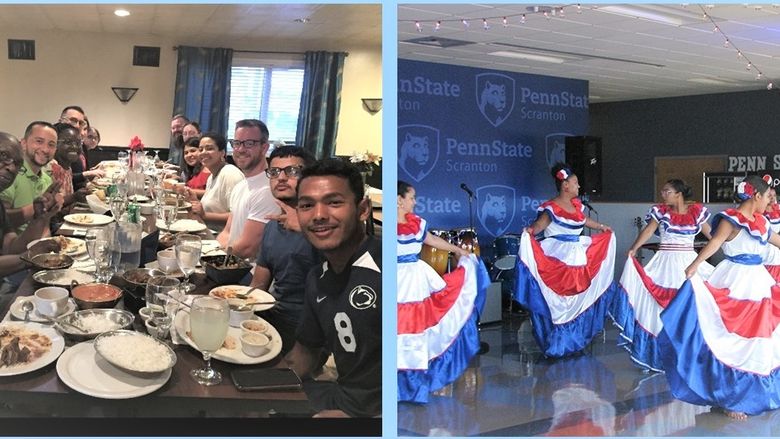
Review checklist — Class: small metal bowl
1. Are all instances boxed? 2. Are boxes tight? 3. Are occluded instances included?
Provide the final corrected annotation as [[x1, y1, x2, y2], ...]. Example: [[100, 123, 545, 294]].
[[71, 283, 123, 309], [122, 268, 165, 287], [56, 309, 134, 342], [33, 269, 96, 288]]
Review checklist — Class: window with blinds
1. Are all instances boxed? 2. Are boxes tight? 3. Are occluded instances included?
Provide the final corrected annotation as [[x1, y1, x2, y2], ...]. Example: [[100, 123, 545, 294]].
[[227, 65, 304, 145]]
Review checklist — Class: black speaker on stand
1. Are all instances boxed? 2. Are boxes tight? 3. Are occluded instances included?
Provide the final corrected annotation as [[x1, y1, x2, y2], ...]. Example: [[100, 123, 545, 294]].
[[564, 136, 603, 196]]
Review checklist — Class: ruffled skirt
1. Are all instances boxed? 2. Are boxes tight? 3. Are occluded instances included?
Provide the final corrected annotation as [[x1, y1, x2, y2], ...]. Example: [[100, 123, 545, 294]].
[[513, 231, 617, 358], [658, 261, 780, 415], [611, 250, 713, 371], [397, 254, 489, 403]]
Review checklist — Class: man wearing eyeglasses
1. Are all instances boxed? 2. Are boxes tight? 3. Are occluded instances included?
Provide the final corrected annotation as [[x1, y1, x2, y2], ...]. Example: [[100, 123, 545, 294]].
[[58, 109, 105, 190], [250, 145, 320, 353], [0, 122, 62, 238], [168, 114, 189, 168], [216, 119, 278, 259], [59, 105, 88, 140]]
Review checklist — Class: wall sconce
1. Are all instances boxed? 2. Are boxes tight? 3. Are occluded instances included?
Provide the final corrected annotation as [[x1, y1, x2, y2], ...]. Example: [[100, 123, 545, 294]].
[[112, 86, 139, 103], [361, 98, 382, 115]]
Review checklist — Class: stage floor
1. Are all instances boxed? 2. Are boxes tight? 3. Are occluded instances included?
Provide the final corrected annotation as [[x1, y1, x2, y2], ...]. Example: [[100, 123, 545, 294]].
[[398, 311, 780, 436]]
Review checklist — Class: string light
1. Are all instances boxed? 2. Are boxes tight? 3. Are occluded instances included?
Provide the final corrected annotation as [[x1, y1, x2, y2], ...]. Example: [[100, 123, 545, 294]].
[[435, 20, 441, 31], [502, 16, 508, 27], [577, 3, 582, 13], [521, 14, 526, 24], [698, 5, 774, 92], [462, 18, 469, 28], [483, 18, 489, 30], [415, 21, 422, 32]]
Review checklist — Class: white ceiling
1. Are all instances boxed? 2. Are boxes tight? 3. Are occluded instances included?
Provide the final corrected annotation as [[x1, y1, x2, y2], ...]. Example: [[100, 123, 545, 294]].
[[0, 4, 381, 51], [398, 4, 780, 102]]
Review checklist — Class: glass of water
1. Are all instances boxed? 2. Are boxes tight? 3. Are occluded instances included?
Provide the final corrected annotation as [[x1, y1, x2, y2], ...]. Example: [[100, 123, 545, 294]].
[[161, 204, 177, 233], [175, 234, 202, 293], [145, 275, 181, 340]]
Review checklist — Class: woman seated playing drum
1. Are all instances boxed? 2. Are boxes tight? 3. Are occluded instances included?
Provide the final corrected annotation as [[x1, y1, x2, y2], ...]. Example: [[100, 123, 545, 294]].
[[397, 180, 488, 403], [514, 163, 616, 358]]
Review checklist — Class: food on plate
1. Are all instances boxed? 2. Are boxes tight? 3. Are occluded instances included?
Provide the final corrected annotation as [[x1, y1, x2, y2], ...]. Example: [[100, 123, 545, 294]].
[[95, 333, 173, 372], [124, 270, 153, 285], [71, 283, 122, 308], [210, 286, 257, 303], [36, 269, 94, 286], [94, 189, 107, 201], [70, 214, 94, 224], [0, 326, 52, 367], [72, 314, 123, 334], [241, 320, 269, 334]]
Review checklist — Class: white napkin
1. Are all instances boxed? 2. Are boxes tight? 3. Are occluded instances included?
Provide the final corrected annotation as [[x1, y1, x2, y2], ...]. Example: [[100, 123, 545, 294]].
[[85, 194, 109, 214]]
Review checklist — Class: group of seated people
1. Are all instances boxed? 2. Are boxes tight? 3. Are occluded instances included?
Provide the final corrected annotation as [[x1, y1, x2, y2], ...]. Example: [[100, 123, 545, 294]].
[[0, 109, 381, 418]]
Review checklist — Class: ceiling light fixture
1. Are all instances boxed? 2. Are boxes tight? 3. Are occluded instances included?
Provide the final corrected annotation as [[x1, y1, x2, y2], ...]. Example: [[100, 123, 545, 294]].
[[488, 50, 566, 64], [114, 9, 130, 17]]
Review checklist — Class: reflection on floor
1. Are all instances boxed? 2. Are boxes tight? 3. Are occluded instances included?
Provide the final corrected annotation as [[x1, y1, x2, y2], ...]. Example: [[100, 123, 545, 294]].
[[398, 312, 780, 436]]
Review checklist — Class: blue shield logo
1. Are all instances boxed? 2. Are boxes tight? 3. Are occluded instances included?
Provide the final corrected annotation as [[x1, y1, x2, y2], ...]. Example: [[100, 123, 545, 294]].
[[476, 185, 516, 237], [398, 124, 440, 183], [545, 132, 571, 169], [476, 73, 516, 127]]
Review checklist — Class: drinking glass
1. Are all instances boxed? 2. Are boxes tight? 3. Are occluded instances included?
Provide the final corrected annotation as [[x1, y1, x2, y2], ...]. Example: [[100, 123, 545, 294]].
[[93, 238, 114, 283], [112, 173, 128, 199], [109, 196, 126, 220], [161, 204, 177, 232], [117, 151, 129, 170], [175, 234, 201, 293], [84, 229, 99, 279], [145, 275, 181, 340], [189, 296, 229, 386]]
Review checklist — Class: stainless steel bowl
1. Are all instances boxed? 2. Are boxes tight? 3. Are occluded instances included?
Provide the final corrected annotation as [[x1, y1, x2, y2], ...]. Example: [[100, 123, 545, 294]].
[[33, 269, 96, 288], [122, 268, 165, 287], [55, 309, 134, 341], [94, 330, 177, 374]]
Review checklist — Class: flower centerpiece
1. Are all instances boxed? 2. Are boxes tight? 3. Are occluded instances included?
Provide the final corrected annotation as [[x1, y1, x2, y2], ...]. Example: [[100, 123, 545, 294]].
[[349, 150, 381, 190], [128, 136, 145, 169]]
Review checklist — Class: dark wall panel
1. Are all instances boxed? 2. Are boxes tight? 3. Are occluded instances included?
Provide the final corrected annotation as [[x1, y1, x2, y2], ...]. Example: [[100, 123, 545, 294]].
[[590, 90, 780, 202]]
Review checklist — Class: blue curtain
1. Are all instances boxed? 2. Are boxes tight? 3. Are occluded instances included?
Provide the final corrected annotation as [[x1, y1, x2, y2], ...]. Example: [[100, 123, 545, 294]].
[[295, 51, 346, 159], [173, 46, 233, 135]]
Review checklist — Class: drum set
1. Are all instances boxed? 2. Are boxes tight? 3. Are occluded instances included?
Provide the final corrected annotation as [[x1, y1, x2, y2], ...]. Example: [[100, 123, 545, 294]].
[[420, 228, 521, 275]]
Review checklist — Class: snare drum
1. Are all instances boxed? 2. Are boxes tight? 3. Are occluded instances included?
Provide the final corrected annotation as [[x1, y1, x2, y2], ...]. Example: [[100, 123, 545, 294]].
[[421, 229, 452, 275], [493, 234, 521, 270], [453, 227, 481, 257]]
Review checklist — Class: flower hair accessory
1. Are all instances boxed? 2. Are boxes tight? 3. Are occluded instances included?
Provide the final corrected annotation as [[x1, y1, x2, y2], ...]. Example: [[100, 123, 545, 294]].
[[763, 174, 774, 187], [556, 168, 572, 181], [736, 181, 755, 201]]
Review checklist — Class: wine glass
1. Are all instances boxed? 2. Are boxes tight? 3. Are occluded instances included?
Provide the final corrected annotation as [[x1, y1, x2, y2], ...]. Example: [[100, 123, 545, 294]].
[[85, 229, 99, 279], [175, 234, 201, 293], [145, 275, 181, 340], [189, 296, 229, 386], [112, 173, 128, 199], [161, 204, 177, 233], [93, 238, 114, 283], [117, 151, 129, 170]]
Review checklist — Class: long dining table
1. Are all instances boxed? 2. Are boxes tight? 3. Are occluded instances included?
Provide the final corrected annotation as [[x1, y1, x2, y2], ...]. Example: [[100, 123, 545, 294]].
[[0, 203, 311, 419]]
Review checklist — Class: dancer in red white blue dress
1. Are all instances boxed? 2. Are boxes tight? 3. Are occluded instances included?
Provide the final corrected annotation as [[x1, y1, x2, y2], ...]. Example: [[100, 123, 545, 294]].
[[611, 179, 713, 372], [514, 163, 616, 358], [397, 181, 489, 403], [762, 185, 780, 281], [659, 175, 780, 419]]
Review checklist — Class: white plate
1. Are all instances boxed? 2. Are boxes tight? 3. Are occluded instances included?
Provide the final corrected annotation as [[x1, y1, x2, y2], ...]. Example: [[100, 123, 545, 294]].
[[0, 323, 65, 377], [27, 237, 87, 256], [10, 298, 77, 323], [155, 218, 207, 233], [209, 285, 275, 312], [64, 213, 114, 226], [56, 341, 171, 399], [174, 312, 281, 365]]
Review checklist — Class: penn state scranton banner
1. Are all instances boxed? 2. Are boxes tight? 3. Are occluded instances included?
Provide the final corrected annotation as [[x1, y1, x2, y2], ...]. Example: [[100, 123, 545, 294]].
[[398, 59, 589, 241]]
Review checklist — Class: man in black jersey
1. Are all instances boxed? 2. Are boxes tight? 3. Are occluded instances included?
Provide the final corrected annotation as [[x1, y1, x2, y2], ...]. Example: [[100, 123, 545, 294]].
[[286, 159, 381, 418]]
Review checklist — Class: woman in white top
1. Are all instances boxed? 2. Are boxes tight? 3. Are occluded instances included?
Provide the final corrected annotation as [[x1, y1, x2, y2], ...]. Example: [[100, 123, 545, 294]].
[[187, 132, 244, 232]]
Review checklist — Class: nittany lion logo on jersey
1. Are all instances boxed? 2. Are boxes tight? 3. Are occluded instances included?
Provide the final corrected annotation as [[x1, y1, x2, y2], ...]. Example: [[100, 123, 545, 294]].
[[349, 285, 377, 310], [398, 124, 440, 183], [476, 73, 516, 127], [477, 185, 516, 237]]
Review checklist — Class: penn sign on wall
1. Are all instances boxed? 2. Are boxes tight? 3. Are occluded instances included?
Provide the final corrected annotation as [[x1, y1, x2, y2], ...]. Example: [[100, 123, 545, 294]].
[[398, 59, 589, 241]]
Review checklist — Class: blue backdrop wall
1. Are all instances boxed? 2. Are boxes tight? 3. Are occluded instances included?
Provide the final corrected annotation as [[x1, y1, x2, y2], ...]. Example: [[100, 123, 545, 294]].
[[398, 59, 589, 242]]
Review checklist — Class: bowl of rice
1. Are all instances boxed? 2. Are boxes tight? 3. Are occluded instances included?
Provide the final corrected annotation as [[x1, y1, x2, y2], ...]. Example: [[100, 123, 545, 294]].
[[94, 330, 177, 374], [56, 309, 134, 341]]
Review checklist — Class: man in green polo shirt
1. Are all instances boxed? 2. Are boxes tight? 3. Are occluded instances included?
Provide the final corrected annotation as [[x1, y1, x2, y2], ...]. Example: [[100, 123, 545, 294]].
[[0, 121, 57, 238]]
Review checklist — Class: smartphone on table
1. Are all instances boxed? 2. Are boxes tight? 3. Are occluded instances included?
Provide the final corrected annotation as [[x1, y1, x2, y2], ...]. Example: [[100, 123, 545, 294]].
[[231, 368, 302, 391]]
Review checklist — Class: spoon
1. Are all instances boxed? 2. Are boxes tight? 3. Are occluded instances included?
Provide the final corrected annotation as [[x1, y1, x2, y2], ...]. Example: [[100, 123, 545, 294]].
[[234, 286, 258, 300], [21, 300, 33, 323], [222, 246, 233, 267], [40, 315, 88, 333]]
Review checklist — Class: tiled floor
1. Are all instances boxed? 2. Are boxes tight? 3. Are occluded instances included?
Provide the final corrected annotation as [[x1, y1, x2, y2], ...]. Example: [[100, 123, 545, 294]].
[[398, 311, 780, 436]]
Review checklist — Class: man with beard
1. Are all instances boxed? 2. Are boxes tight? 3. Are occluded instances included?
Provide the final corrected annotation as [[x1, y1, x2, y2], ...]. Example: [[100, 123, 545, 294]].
[[0, 132, 63, 307], [168, 114, 189, 168], [250, 145, 319, 353], [285, 159, 381, 418], [50, 123, 89, 211], [216, 119, 277, 259], [0, 122, 61, 238]]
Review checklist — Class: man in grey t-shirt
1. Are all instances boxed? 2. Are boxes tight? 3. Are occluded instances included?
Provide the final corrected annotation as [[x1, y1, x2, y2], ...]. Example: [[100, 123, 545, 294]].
[[251, 145, 319, 353]]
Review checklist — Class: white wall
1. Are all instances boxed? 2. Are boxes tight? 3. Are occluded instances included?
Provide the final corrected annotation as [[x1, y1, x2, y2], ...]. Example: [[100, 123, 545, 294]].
[[0, 28, 382, 157]]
